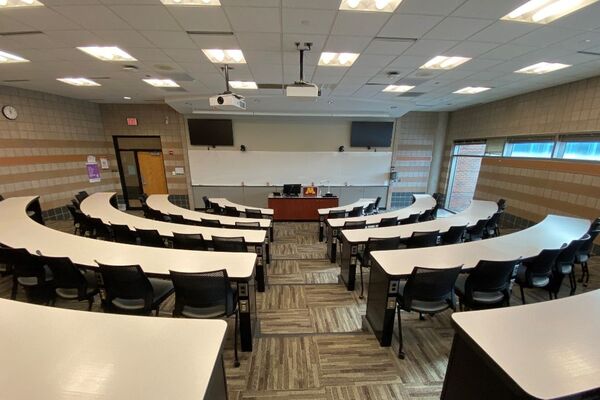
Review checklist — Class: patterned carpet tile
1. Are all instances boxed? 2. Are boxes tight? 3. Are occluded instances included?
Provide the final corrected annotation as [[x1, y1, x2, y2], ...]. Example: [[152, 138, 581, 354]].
[[259, 309, 316, 335], [311, 306, 363, 333]]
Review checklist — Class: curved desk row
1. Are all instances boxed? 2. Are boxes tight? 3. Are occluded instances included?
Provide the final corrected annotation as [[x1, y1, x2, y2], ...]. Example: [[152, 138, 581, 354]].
[[338, 200, 498, 290], [209, 197, 274, 217], [317, 198, 377, 242], [365, 214, 591, 347], [443, 290, 600, 400], [0, 196, 258, 352], [147, 194, 274, 242], [81, 192, 269, 291], [325, 194, 438, 263], [0, 298, 229, 400]]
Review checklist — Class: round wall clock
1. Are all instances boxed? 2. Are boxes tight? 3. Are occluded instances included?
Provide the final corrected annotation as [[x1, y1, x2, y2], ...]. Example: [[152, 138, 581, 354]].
[[2, 105, 18, 120]]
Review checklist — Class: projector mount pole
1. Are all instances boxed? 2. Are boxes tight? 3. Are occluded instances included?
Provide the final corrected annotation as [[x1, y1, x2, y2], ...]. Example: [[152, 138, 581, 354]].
[[295, 42, 312, 85], [221, 64, 232, 94]]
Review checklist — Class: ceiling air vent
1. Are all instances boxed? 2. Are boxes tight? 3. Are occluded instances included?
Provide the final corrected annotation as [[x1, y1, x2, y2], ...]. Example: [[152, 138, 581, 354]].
[[186, 31, 234, 36], [577, 50, 600, 57], [161, 87, 187, 93], [257, 83, 284, 90], [0, 30, 43, 37], [397, 92, 425, 98], [3, 79, 30, 82], [162, 72, 195, 82]]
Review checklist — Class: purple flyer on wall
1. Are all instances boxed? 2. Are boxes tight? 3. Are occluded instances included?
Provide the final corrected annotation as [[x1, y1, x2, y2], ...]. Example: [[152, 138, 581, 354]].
[[86, 162, 101, 183]]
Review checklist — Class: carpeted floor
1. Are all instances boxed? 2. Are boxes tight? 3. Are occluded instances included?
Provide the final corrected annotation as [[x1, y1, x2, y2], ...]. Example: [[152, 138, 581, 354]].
[[1, 218, 598, 399]]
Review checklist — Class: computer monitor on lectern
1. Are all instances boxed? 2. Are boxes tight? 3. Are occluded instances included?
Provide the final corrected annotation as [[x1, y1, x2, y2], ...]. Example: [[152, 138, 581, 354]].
[[282, 184, 301, 196]]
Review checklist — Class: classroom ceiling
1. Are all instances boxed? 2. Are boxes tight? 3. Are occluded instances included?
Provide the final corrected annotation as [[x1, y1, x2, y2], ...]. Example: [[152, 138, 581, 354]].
[[2, 0, 600, 117]]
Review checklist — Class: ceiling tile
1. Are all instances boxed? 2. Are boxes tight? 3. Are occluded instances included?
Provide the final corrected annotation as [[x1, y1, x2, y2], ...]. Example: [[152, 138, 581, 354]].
[[0, 14, 36, 32], [447, 41, 499, 58], [108, 6, 181, 30], [481, 43, 537, 61], [401, 39, 459, 57], [224, 6, 281, 33], [513, 27, 585, 47], [282, 0, 339, 9], [379, 14, 444, 39], [396, 0, 468, 16], [424, 17, 494, 41], [236, 32, 281, 51], [468, 21, 539, 44], [93, 29, 155, 48], [332, 12, 390, 36], [188, 33, 239, 49], [53, 5, 129, 30], [282, 34, 327, 52], [363, 38, 413, 55], [323, 35, 371, 53], [451, 0, 524, 19], [282, 8, 336, 34], [141, 31, 197, 49], [7, 8, 82, 30], [166, 7, 231, 31]]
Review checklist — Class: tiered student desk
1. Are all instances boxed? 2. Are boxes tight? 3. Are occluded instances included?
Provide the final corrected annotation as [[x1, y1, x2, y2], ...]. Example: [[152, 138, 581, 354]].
[[317, 198, 376, 241], [209, 197, 274, 218]]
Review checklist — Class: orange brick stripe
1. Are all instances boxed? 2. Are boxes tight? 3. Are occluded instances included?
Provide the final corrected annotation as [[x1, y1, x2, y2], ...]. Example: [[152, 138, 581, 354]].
[[0, 154, 97, 166], [2, 177, 120, 199], [0, 138, 109, 149], [0, 168, 99, 185]]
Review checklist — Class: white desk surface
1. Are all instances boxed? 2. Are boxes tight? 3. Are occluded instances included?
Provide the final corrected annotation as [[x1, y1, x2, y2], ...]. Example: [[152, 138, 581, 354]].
[[371, 215, 590, 276], [0, 197, 257, 279], [147, 195, 271, 228], [0, 298, 227, 400], [210, 197, 274, 215], [318, 198, 377, 216], [342, 200, 497, 242], [328, 194, 437, 228], [81, 193, 266, 244], [452, 290, 600, 399]]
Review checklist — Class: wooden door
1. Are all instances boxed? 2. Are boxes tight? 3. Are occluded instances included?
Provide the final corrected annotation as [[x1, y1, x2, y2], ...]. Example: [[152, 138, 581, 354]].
[[137, 151, 168, 195]]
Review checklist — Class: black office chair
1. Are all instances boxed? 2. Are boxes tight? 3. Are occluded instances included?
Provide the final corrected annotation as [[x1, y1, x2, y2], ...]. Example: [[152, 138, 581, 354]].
[[455, 259, 520, 310], [342, 220, 366, 231], [396, 266, 462, 359], [327, 210, 346, 219], [141, 202, 153, 219], [202, 196, 212, 211], [399, 213, 419, 225], [201, 218, 222, 228], [110, 224, 139, 245], [212, 236, 247, 253], [378, 216, 398, 227], [167, 214, 186, 224], [0, 194, 4, 201], [549, 236, 588, 297], [88, 217, 112, 240], [71, 198, 80, 210], [37, 253, 98, 310], [440, 225, 467, 245], [67, 204, 91, 236], [363, 202, 375, 215], [138, 195, 148, 207], [406, 230, 439, 249], [146, 208, 164, 221], [97, 262, 174, 316], [235, 221, 261, 229], [484, 211, 503, 238], [245, 209, 263, 219], [356, 236, 402, 299], [418, 208, 435, 222], [576, 220, 599, 286], [497, 198, 507, 211], [173, 233, 207, 251], [465, 218, 488, 241], [137, 229, 167, 248], [169, 269, 240, 367], [373, 196, 382, 213], [516, 247, 565, 304], [348, 206, 364, 217], [224, 206, 240, 217], [4, 247, 53, 302], [0, 244, 13, 277], [74, 192, 88, 204]]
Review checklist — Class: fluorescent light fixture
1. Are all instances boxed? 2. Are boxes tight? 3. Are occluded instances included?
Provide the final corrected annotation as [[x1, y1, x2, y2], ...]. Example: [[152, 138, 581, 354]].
[[383, 85, 415, 93], [515, 62, 571, 74], [143, 78, 180, 87], [202, 49, 246, 64], [160, 0, 220, 4], [454, 86, 491, 94], [77, 46, 137, 62], [318, 52, 360, 67], [339, 0, 403, 12], [123, 96, 132, 100], [0, 0, 44, 8], [57, 77, 101, 87], [501, 0, 599, 24], [229, 81, 258, 89], [0, 50, 29, 63], [420, 56, 471, 70]]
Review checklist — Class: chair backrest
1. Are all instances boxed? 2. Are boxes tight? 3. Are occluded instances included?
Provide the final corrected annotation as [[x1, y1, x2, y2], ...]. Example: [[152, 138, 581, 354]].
[[71, 198, 80, 209], [526, 248, 565, 281], [578, 227, 599, 256], [467, 218, 489, 238], [441, 225, 467, 245], [363, 202, 375, 215], [365, 236, 402, 255], [378, 216, 398, 227], [327, 210, 346, 219], [38, 254, 87, 297], [0, 194, 4, 201], [202, 196, 211, 209], [406, 230, 439, 249], [418, 208, 434, 222], [557, 235, 588, 266], [343, 220, 367, 230], [212, 236, 247, 253], [111, 224, 138, 244], [89, 217, 111, 239], [373, 196, 381, 211], [348, 206, 364, 217], [235, 221, 261, 229], [173, 233, 207, 251], [401, 266, 462, 310], [464, 259, 520, 302], [138, 196, 147, 206], [245, 209, 263, 219], [168, 214, 186, 224], [497, 198, 506, 211], [169, 269, 231, 317], [201, 218, 222, 228], [74, 192, 87, 204], [136, 229, 166, 248], [141, 203, 152, 219], [400, 213, 420, 225], [98, 263, 153, 313], [0, 247, 45, 282], [224, 206, 240, 217]]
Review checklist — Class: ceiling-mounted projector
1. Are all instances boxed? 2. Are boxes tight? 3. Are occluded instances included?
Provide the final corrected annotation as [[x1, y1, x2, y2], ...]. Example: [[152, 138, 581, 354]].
[[286, 42, 320, 98], [210, 64, 247, 110]]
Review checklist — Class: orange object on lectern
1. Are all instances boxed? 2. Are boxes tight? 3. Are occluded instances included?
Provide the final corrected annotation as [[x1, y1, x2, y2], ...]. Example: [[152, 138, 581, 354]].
[[303, 186, 318, 196]]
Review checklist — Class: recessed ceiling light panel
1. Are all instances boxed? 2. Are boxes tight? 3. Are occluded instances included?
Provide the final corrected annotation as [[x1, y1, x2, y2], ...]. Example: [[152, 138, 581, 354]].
[[57, 77, 101, 87], [0, 50, 29, 63], [229, 81, 258, 89], [515, 62, 571, 74], [420, 56, 471, 70], [501, 0, 599, 24], [143, 78, 180, 87], [453, 86, 491, 94], [202, 49, 246, 64], [318, 52, 360, 67], [339, 0, 403, 12], [383, 85, 415, 93], [77, 46, 137, 62], [0, 0, 44, 8], [160, 0, 220, 4]]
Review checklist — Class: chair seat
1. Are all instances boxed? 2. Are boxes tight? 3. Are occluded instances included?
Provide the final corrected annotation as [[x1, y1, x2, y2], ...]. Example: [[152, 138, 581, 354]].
[[182, 288, 237, 318], [17, 265, 53, 286], [556, 263, 573, 275], [55, 270, 98, 299], [399, 282, 451, 313], [576, 254, 589, 263], [112, 278, 174, 311], [516, 264, 550, 288], [454, 275, 505, 305]]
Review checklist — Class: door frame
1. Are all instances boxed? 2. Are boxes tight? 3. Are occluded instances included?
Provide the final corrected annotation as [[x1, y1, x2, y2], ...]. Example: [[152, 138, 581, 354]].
[[113, 135, 163, 210]]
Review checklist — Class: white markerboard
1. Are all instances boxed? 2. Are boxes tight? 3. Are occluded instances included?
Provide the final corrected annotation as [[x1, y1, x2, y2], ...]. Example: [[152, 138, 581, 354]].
[[188, 150, 392, 186]]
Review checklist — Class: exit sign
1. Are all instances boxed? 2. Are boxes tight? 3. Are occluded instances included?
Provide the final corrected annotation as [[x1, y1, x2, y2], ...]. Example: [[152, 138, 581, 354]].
[[127, 117, 138, 126]]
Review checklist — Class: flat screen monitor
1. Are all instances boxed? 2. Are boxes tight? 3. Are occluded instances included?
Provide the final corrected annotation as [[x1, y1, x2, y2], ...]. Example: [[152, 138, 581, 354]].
[[188, 119, 234, 146], [350, 121, 393, 148], [282, 184, 301, 197]]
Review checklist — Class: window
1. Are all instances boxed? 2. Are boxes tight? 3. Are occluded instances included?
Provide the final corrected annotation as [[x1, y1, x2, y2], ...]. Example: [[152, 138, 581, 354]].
[[556, 135, 600, 161], [503, 140, 554, 158], [446, 142, 486, 212]]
